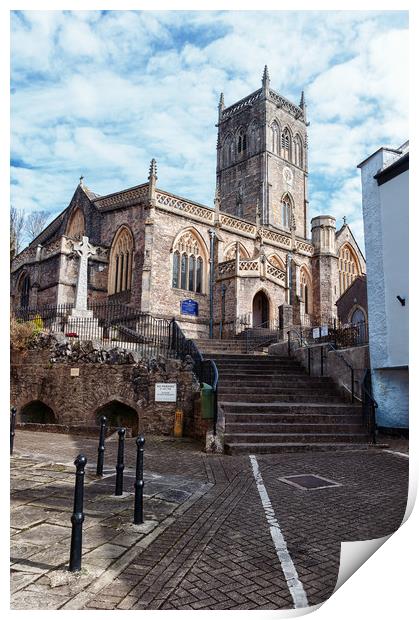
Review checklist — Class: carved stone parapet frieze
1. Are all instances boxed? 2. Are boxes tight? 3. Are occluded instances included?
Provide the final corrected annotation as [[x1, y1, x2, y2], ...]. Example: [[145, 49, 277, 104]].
[[221, 90, 263, 121], [219, 214, 256, 237], [11, 246, 38, 272], [269, 90, 302, 118], [155, 192, 215, 223], [217, 259, 236, 279], [266, 261, 286, 282], [93, 186, 148, 211], [296, 240, 314, 256], [260, 228, 292, 248]]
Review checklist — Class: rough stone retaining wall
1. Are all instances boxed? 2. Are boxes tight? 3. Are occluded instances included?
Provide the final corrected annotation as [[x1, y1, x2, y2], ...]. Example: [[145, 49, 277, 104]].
[[11, 338, 203, 440]]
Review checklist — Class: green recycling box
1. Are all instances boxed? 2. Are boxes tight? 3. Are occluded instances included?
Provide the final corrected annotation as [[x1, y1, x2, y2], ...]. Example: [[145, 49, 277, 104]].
[[201, 382, 214, 419]]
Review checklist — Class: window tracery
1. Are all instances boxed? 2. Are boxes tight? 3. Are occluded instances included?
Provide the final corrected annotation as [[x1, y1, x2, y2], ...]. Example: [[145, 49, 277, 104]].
[[66, 208, 85, 240], [338, 243, 360, 296], [282, 194, 293, 229], [108, 227, 134, 295], [172, 230, 206, 294], [281, 127, 291, 161]]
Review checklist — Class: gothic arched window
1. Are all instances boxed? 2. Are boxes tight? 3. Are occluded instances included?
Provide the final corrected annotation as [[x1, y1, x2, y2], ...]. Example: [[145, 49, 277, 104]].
[[108, 226, 134, 295], [237, 129, 247, 155], [249, 122, 259, 154], [172, 230, 207, 294], [66, 208, 85, 240], [300, 268, 311, 314], [281, 127, 291, 161], [271, 121, 280, 154], [294, 134, 303, 168], [338, 243, 360, 296], [223, 135, 233, 167], [282, 194, 292, 229]]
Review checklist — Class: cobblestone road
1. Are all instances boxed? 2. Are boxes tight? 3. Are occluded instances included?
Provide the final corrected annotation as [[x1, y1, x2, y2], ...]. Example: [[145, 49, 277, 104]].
[[10, 431, 409, 610]]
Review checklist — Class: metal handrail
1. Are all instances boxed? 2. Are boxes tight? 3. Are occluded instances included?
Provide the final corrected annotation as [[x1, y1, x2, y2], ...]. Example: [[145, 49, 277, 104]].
[[361, 369, 378, 443], [169, 320, 219, 435]]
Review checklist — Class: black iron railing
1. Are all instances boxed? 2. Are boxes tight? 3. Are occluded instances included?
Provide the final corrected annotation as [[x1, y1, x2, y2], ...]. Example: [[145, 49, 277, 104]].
[[169, 320, 219, 434], [13, 302, 173, 359], [287, 331, 356, 402], [296, 320, 369, 349]]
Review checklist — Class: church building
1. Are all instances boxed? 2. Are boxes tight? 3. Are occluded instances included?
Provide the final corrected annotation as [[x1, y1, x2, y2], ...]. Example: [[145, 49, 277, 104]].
[[11, 67, 365, 338]]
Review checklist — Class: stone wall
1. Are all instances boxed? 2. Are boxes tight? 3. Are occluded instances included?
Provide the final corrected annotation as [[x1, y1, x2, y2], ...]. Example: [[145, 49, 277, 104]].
[[336, 276, 368, 324], [11, 343, 202, 440], [288, 343, 370, 402]]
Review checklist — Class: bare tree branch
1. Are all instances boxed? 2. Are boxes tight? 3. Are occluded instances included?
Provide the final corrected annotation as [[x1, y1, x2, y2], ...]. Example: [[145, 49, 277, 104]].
[[10, 206, 26, 261], [24, 210, 50, 242]]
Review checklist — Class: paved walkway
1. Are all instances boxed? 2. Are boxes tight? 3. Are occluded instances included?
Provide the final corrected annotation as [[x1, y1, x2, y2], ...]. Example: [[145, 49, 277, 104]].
[[10, 431, 409, 610]]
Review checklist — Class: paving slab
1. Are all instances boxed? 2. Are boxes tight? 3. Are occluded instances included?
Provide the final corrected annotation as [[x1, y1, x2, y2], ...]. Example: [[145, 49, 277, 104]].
[[10, 430, 408, 611]]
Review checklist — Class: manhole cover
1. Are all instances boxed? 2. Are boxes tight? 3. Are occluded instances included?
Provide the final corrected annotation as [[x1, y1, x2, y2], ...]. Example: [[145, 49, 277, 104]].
[[278, 474, 341, 490]]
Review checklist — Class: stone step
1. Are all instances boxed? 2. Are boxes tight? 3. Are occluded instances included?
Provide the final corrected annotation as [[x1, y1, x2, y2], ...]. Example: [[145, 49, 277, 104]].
[[225, 422, 364, 434], [225, 412, 363, 424], [225, 443, 370, 455], [219, 393, 344, 403], [224, 432, 369, 444], [216, 369, 308, 377], [218, 377, 335, 387], [215, 364, 306, 371], [221, 402, 361, 414]]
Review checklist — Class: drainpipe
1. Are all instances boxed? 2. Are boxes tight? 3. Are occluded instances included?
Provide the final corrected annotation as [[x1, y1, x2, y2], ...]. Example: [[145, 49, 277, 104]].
[[209, 229, 215, 339]]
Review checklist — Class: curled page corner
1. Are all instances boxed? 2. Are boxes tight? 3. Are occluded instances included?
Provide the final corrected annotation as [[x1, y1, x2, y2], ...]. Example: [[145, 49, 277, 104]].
[[334, 535, 391, 594]]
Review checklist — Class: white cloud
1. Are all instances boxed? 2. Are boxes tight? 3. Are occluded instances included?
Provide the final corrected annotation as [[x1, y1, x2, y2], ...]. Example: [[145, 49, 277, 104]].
[[10, 10, 409, 252]]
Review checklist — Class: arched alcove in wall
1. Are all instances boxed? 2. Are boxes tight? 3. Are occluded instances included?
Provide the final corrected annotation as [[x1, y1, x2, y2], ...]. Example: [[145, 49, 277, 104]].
[[96, 400, 139, 436], [20, 400, 56, 424]]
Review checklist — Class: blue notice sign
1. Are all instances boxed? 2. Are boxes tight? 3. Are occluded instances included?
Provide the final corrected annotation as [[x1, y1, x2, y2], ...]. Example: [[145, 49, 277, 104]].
[[181, 299, 199, 316]]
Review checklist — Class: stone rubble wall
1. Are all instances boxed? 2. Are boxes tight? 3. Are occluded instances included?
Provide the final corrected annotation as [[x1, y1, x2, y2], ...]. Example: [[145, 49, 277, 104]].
[[11, 333, 203, 440]]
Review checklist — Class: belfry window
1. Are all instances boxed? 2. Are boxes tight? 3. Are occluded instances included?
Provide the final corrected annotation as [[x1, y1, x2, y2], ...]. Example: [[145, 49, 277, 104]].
[[294, 134, 303, 168], [108, 227, 134, 295], [271, 122, 280, 154], [281, 128, 291, 160], [237, 130, 247, 154], [172, 230, 207, 294]]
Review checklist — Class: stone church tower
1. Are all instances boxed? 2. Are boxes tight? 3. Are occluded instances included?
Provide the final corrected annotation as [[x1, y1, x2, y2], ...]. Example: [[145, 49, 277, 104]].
[[11, 67, 366, 337], [216, 66, 308, 239]]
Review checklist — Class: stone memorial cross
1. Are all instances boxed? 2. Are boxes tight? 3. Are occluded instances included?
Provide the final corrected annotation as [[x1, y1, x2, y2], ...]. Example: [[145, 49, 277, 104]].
[[72, 235, 98, 314]]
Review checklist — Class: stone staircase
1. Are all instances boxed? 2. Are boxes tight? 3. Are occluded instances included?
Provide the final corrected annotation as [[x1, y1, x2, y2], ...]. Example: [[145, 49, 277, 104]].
[[196, 343, 369, 454]]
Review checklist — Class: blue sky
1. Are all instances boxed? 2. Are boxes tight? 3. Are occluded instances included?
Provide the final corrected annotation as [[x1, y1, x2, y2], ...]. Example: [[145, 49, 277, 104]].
[[11, 10, 409, 249]]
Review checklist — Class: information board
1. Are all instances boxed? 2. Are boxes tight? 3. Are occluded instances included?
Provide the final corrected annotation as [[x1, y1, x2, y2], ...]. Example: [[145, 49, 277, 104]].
[[180, 299, 199, 316], [155, 383, 177, 402]]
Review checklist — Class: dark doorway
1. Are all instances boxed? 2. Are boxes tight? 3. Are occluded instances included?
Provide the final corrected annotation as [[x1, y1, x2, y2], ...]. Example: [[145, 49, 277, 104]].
[[252, 291, 269, 327], [96, 401, 139, 435], [20, 401, 56, 424]]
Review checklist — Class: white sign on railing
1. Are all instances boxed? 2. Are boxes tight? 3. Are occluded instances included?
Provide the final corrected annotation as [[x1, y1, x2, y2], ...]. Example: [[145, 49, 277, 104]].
[[312, 327, 320, 339]]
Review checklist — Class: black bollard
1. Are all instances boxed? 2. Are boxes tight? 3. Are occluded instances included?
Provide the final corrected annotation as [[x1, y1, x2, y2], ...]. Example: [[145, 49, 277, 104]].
[[96, 416, 107, 476], [115, 427, 126, 496], [69, 454, 87, 572], [133, 435, 145, 524], [10, 407, 17, 456]]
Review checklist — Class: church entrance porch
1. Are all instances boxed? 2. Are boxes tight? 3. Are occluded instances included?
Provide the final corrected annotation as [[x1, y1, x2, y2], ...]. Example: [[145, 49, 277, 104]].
[[252, 291, 269, 328]]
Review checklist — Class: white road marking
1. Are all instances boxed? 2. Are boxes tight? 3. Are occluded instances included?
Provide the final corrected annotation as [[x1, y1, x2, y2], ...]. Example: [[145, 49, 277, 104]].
[[383, 449, 409, 459], [249, 454, 309, 609]]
